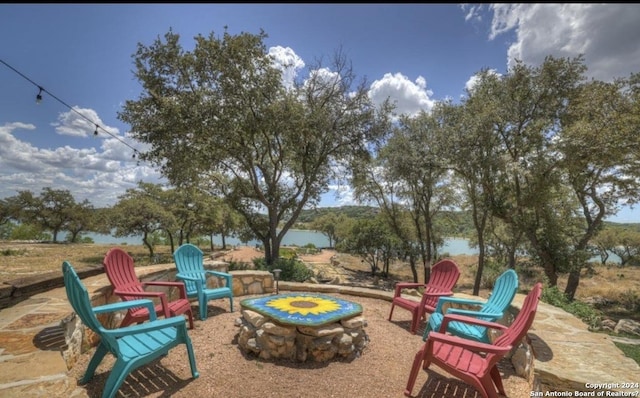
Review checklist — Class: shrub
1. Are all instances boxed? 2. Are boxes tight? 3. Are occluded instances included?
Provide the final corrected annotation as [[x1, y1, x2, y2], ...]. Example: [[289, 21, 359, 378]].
[[252, 257, 313, 282], [619, 289, 640, 312], [0, 248, 27, 256], [541, 285, 602, 330], [227, 260, 253, 271], [303, 242, 319, 252], [279, 247, 298, 260]]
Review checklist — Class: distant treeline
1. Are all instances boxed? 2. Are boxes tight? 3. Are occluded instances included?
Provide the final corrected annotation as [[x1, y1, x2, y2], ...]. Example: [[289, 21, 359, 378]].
[[294, 205, 638, 238]]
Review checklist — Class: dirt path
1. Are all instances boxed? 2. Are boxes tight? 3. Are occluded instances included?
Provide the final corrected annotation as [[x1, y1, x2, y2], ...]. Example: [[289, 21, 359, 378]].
[[219, 245, 338, 264]]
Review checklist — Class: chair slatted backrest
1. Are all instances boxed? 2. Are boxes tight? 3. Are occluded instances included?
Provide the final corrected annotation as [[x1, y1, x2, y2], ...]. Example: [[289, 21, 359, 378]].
[[477, 269, 519, 320], [173, 244, 206, 295], [63, 261, 116, 350], [103, 248, 146, 299], [423, 260, 460, 308], [488, 283, 542, 362]]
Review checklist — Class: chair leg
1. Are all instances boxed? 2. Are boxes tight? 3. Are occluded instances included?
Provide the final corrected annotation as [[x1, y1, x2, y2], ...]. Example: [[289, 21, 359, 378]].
[[80, 343, 108, 384], [478, 374, 500, 398], [198, 296, 207, 320], [404, 343, 427, 397], [490, 365, 506, 396], [102, 359, 131, 398], [183, 333, 200, 379], [410, 308, 420, 334], [229, 296, 234, 312], [388, 303, 395, 321], [186, 309, 195, 329]]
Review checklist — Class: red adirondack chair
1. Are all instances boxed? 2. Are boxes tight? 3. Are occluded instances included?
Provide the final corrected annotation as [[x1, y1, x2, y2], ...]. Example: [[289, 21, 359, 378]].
[[388, 259, 461, 334], [404, 282, 543, 398], [103, 247, 195, 329]]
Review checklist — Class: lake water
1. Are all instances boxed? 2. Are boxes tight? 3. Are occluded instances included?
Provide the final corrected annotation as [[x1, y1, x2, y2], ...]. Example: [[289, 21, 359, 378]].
[[85, 230, 480, 256], [84, 229, 622, 264]]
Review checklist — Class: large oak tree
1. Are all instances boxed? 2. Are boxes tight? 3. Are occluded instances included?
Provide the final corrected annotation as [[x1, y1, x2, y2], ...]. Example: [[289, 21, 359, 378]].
[[119, 29, 390, 264]]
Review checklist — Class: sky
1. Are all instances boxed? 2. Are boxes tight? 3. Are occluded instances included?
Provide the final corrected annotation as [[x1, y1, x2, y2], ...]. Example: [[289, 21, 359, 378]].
[[1, 4, 640, 223]]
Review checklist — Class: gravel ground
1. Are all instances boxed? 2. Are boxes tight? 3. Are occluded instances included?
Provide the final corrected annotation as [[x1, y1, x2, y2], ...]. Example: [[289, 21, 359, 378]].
[[68, 292, 532, 398]]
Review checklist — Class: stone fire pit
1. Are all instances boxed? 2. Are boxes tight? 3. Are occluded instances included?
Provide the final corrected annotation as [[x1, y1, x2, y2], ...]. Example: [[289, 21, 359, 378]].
[[236, 293, 369, 362]]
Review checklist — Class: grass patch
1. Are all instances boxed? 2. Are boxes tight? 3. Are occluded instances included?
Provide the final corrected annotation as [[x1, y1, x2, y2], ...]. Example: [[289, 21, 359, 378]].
[[1, 248, 27, 256], [613, 342, 640, 365]]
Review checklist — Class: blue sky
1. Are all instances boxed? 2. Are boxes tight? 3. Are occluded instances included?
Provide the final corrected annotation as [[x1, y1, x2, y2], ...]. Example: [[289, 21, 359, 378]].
[[1, 4, 639, 223]]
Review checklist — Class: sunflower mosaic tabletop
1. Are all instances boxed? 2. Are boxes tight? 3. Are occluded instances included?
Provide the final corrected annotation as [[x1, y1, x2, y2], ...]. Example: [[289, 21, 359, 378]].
[[240, 293, 363, 326]]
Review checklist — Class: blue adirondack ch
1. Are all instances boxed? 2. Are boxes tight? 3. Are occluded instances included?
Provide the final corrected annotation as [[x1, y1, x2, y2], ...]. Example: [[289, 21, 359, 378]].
[[423, 269, 519, 343], [173, 243, 234, 320], [62, 261, 199, 398]]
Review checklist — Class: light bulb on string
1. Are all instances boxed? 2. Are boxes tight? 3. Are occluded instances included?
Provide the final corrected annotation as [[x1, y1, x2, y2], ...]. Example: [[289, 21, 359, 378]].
[[1, 58, 143, 156]]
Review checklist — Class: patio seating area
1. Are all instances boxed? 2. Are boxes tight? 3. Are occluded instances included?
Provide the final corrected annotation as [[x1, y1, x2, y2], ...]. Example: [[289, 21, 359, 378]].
[[0, 262, 639, 397]]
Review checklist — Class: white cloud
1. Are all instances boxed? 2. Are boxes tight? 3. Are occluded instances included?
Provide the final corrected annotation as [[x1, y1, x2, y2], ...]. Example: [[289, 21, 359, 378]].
[[0, 121, 163, 208], [324, 183, 358, 207], [486, 4, 640, 82], [53, 106, 120, 138], [368, 73, 435, 118], [269, 45, 306, 90], [464, 69, 502, 94]]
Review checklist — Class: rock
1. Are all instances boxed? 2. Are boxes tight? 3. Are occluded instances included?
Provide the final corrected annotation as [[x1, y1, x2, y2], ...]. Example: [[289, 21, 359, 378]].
[[582, 296, 615, 307], [601, 318, 617, 331], [614, 319, 640, 337]]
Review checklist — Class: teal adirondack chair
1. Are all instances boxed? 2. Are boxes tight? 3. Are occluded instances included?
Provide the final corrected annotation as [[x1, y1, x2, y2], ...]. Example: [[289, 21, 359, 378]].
[[62, 261, 199, 398], [423, 268, 519, 343], [173, 243, 234, 320]]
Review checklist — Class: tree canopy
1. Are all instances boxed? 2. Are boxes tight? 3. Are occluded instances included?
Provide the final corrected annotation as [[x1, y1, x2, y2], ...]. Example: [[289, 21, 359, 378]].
[[118, 29, 391, 264]]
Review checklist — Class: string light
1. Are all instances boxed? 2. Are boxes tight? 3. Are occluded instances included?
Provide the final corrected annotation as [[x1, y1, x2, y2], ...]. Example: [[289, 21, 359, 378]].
[[0, 58, 141, 158]]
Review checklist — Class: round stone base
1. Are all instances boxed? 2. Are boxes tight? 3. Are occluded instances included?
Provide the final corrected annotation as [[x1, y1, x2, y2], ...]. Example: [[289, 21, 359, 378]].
[[236, 309, 369, 362]]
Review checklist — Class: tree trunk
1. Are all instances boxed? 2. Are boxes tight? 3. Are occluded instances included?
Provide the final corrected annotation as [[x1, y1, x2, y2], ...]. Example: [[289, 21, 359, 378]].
[[473, 240, 485, 296], [564, 269, 581, 301], [142, 232, 154, 258], [423, 226, 433, 283], [508, 249, 517, 269], [263, 237, 273, 265], [408, 251, 418, 283], [167, 231, 175, 254]]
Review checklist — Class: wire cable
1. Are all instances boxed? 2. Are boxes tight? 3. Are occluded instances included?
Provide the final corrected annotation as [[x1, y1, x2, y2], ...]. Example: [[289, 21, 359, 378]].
[[0, 58, 140, 156]]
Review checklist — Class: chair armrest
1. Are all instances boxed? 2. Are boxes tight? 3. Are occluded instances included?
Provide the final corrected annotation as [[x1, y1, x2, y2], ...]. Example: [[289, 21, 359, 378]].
[[111, 289, 172, 318], [176, 273, 200, 282], [445, 308, 502, 320], [92, 299, 158, 321], [423, 290, 453, 297], [204, 270, 232, 286], [106, 314, 187, 337], [176, 273, 205, 293], [393, 282, 425, 297], [439, 313, 508, 334], [142, 281, 189, 300], [113, 289, 164, 300], [435, 296, 486, 313], [427, 331, 512, 355]]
